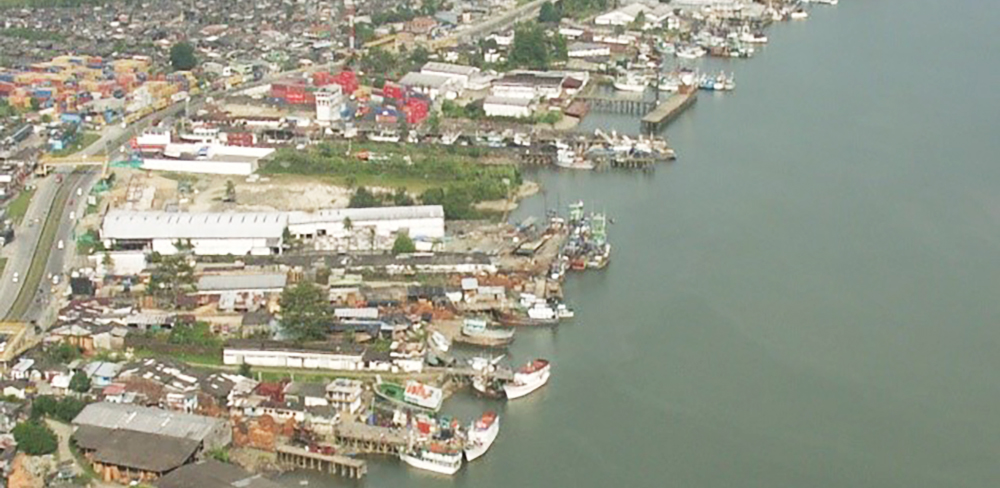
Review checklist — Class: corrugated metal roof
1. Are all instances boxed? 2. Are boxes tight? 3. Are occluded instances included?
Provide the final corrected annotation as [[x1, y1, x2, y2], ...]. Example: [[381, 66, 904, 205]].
[[197, 273, 287, 292], [287, 205, 444, 225], [72, 402, 224, 442], [101, 210, 287, 240]]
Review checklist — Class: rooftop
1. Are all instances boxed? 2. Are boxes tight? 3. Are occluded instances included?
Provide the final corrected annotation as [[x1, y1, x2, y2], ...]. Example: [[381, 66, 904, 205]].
[[197, 273, 288, 292], [157, 460, 284, 488], [101, 210, 288, 240], [287, 205, 444, 225], [420, 61, 479, 77], [72, 402, 225, 442], [74, 425, 198, 473]]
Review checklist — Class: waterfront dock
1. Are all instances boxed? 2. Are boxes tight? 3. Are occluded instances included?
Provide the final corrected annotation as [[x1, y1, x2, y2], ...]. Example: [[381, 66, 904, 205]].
[[335, 421, 408, 454], [276, 445, 367, 479], [641, 90, 698, 134]]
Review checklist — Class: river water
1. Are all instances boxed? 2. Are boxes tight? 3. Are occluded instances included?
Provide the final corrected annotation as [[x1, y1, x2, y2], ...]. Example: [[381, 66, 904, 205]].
[[279, 1, 1000, 486]]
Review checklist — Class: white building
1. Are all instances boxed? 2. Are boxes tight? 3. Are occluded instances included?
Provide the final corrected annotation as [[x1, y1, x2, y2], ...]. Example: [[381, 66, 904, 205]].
[[315, 85, 346, 124], [398, 72, 462, 100], [483, 96, 534, 118], [594, 3, 674, 28], [223, 341, 368, 371], [287, 205, 445, 242], [100, 210, 287, 256], [325, 379, 364, 414], [141, 143, 275, 176], [567, 42, 612, 58], [490, 71, 588, 100], [419, 61, 480, 89]]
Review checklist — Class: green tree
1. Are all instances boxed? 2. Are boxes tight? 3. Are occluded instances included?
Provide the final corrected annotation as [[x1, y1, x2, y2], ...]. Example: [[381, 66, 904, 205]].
[[539, 1, 561, 22], [69, 371, 91, 393], [12, 421, 57, 455], [147, 253, 196, 306], [224, 180, 236, 203], [279, 281, 331, 341], [349, 186, 382, 208], [238, 362, 252, 378], [392, 187, 414, 206], [46, 343, 81, 363], [392, 232, 416, 255], [170, 42, 198, 71], [427, 111, 441, 133]]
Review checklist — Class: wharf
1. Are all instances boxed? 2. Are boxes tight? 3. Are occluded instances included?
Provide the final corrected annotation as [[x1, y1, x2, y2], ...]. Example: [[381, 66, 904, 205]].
[[335, 421, 407, 454], [429, 366, 515, 381], [275, 445, 367, 479], [641, 90, 698, 134]]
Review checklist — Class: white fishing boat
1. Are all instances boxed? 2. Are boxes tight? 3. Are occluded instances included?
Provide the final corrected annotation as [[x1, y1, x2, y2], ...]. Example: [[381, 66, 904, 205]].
[[657, 75, 680, 92], [464, 411, 500, 462], [790, 9, 809, 19], [739, 25, 768, 44], [368, 130, 400, 142], [555, 145, 596, 170], [404, 381, 444, 411], [400, 446, 463, 475], [504, 359, 551, 400], [613, 72, 648, 92], [815, 0, 837, 5], [675, 45, 706, 60], [556, 303, 575, 319]]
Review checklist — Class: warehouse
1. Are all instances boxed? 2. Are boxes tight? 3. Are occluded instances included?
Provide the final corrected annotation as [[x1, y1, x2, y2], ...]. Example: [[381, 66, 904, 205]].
[[223, 340, 369, 370], [139, 143, 275, 176], [287, 205, 445, 242], [100, 210, 287, 256]]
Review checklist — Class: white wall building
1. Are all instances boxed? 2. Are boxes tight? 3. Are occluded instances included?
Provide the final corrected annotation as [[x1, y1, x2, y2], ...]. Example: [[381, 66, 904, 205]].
[[567, 42, 612, 58], [315, 85, 346, 124], [398, 72, 462, 100], [419, 61, 480, 89], [100, 210, 287, 256], [223, 342, 367, 370], [287, 205, 445, 242], [483, 96, 534, 118], [141, 143, 275, 176]]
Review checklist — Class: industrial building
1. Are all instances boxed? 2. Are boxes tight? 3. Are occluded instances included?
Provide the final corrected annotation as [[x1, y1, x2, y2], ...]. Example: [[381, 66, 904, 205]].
[[100, 210, 287, 256], [287, 205, 445, 242], [140, 143, 275, 176]]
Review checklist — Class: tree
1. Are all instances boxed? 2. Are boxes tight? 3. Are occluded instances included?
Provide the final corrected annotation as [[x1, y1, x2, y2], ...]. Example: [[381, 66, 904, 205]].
[[539, 1, 561, 22], [101, 252, 115, 274], [427, 111, 441, 133], [170, 42, 198, 71], [349, 186, 382, 208], [631, 10, 647, 30], [224, 180, 236, 203], [238, 362, 252, 378], [392, 187, 414, 206], [69, 371, 91, 393], [279, 281, 331, 341], [12, 421, 57, 455], [392, 232, 416, 255], [147, 253, 196, 306]]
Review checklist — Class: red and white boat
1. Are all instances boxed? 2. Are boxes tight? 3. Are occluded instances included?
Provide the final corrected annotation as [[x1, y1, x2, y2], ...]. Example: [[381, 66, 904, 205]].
[[464, 411, 500, 462], [504, 359, 551, 400]]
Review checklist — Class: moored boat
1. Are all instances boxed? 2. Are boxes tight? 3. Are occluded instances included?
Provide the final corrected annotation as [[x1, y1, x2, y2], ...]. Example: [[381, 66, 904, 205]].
[[375, 380, 444, 412], [613, 72, 648, 92], [464, 411, 500, 462], [456, 318, 516, 346], [504, 359, 551, 400], [400, 445, 463, 475]]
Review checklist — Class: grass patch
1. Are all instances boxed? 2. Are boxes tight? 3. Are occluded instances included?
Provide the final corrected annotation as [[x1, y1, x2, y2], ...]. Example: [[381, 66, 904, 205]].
[[0, 257, 6, 275], [135, 349, 224, 366], [50, 132, 100, 157], [6, 187, 35, 225]]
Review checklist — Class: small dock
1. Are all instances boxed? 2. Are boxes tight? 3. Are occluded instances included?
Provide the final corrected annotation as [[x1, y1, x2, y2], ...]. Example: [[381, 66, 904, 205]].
[[429, 366, 515, 381], [335, 421, 408, 454], [276, 445, 367, 479], [641, 90, 698, 134], [579, 95, 657, 115]]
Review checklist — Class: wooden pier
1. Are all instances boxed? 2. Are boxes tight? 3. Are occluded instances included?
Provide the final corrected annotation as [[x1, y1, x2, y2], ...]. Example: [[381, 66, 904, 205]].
[[276, 445, 367, 479], [640, 90, 698, 135], [579, 96, 657, 115], [334, 421, 408, 454]]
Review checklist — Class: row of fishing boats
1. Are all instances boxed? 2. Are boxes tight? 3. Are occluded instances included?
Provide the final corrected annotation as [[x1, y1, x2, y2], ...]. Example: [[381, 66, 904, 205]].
[[387, 358, 553, 475], [614, 69, 736, 93]]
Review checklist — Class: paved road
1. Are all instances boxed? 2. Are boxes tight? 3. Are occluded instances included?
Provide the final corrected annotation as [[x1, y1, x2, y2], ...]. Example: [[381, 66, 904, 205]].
[[0, 175, 59, 318]]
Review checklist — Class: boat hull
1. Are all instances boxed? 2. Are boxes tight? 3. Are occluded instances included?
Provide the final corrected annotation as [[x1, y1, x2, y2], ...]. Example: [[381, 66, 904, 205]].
[[400, 452, 463, 475], [504, 367, 551, 400], [464, 417, 500, 462]]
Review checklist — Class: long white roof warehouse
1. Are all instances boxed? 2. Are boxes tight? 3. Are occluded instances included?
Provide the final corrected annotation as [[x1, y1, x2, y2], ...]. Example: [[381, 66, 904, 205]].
[[100, 205, 446, 256], [101, 210, 288, 256]]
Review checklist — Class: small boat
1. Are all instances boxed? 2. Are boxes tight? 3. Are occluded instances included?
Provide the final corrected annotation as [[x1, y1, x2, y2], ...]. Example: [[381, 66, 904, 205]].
[[368, 130, 401, 142], [464, 412, 500, 462], [556, 303, 575, 319], [739, 25, 768, 44], [400, 445, 463, 475], [375, 380, 444, 412], [675, 45, 706, 60], [504, 359, 551, 400], [657, 75, 680, 92], [472, 375, 506, 398], [613, 72, 648, 92], [456, 318, 515, 346], [790, 9, 809, 20], [429, 330, 451, 352]]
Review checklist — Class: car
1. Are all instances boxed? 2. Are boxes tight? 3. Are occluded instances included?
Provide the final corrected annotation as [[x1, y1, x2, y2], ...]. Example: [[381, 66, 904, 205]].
[[76, 188, 83, 196], [69, 211, 75, 220], [57, 239, 64, 250], [12, 272, 19, 283]]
